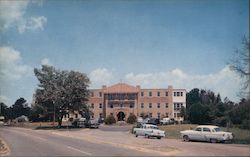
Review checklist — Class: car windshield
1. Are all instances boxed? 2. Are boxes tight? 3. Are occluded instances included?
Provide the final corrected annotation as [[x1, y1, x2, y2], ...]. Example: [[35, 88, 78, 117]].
[[214, 127, 222, 132]]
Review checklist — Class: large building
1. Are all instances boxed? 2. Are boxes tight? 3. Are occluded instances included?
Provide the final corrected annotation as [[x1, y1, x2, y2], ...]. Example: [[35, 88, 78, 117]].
[[88, 83, 186, 122]]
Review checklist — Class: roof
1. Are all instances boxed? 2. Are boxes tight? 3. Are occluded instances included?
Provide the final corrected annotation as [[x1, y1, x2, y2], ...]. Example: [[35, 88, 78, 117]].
[[197, 125, 219, 128], [103, 83, 139, 93]]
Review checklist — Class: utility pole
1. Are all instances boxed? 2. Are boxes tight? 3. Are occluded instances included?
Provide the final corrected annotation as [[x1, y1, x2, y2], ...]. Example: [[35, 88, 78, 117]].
[[53, 101, 55, 129]]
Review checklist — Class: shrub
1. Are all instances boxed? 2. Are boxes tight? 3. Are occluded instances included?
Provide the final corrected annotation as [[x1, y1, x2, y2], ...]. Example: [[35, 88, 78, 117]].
[[127, 114, 137, 124], [239, 120, 250, 130], [105, 114, 116, 125]]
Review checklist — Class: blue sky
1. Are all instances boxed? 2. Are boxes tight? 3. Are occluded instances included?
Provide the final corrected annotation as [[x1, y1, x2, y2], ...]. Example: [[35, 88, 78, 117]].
[[0, 0, 249, 105]]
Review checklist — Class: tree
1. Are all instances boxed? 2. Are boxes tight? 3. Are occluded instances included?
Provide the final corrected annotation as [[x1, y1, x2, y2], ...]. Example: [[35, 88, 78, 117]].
[[33, 65, 90, 127], [0, 102, 8, 117], [230, 36, 250, 99], [12, 98, 31, 119], [189, 103, 211, 124]]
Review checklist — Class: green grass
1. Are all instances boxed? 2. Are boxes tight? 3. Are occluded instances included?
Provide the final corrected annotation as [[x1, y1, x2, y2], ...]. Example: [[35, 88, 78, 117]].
[[159, 124, 250, 144]]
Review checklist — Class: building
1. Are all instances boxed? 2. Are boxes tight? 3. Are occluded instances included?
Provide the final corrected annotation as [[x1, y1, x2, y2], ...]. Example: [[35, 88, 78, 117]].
[[88, 83, 186, 122]]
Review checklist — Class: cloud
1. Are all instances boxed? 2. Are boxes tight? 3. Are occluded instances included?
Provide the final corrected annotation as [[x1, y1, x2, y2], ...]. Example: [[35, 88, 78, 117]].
[[41, 58, 52, 66], [89, 68, 113, 87], [0, 0, 47, 33], [0, 95, 11, 105], [125, 66, 242, 102], [0, 46, 32, 81]]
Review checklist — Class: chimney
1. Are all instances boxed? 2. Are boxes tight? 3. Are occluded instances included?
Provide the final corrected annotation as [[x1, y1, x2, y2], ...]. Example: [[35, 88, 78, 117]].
[[102, 85, 107, 89]]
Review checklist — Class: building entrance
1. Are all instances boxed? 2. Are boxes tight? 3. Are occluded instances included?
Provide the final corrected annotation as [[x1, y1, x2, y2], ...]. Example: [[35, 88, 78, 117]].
[[117, 112, 125, 121]]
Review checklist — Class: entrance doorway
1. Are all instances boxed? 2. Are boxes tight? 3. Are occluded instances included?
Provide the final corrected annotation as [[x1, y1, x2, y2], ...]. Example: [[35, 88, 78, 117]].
[[117, 112, 125, 121]]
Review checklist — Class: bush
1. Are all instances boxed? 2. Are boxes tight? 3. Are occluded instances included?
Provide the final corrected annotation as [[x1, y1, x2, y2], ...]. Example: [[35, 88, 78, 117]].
[[239, 119, 250, 130], [127, 114, 137, 124], [105, 114, 116, 125]]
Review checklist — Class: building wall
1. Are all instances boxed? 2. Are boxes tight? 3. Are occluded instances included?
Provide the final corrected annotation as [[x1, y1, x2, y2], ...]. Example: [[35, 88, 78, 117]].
[[87, 84, 186, 122]]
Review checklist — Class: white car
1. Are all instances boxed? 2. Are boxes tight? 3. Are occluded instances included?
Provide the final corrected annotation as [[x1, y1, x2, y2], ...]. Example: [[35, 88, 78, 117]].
[[133, 124, 165, 139], [160, 118, 174, 125], [180, 125, 233, 143]]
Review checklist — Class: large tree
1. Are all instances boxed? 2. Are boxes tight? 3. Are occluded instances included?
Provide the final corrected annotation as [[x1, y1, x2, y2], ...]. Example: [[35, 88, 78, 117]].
[[230, 36, 250, 99], [33, 65, 90, 127], [11, 97, 31, 119]]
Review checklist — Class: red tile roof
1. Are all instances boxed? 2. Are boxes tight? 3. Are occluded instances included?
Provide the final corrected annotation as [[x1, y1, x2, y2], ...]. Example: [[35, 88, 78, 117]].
[[104, 83, 139, 93]]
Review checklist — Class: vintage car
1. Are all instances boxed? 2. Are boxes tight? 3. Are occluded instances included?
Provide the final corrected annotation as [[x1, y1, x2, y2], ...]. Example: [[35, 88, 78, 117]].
[[133, 124, 165, 139], [85, 119, 100, 128], [180, 125, 233, 143]]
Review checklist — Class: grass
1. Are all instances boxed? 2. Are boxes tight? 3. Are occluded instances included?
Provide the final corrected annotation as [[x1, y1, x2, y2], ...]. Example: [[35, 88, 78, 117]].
[[159, 124, 250, 144]]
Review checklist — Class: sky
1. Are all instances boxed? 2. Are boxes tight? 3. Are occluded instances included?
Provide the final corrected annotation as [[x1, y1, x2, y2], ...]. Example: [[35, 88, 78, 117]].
[[0, 0, 249, 106]]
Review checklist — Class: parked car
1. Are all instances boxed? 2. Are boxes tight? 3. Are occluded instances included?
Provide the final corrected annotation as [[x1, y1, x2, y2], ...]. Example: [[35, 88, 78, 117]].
[[133, 124, 165, 139], [160, 118, 174, 125], [137, 117, 143, 123], [180, 125, 233, 143], [85, 119, 100, 128], [147, 118, 160, 125]]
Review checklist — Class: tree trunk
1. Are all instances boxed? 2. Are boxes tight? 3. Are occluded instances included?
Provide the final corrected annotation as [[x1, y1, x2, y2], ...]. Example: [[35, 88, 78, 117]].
[[57, 116, 63, 127]]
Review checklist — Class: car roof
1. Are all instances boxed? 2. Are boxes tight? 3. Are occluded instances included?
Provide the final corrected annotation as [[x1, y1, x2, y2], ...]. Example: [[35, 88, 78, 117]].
[[197, 125, 219, 129], [143, 124, 158, 127]]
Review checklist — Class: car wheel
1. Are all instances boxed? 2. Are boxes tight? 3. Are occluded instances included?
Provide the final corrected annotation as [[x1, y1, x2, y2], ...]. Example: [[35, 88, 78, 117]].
[[183, 135, 189, 142], [210, 139, 217, 143], [157, 137, 161, 139]]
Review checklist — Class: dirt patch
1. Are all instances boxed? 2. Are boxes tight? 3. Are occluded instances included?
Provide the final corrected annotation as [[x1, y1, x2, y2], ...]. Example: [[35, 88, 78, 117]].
[[0, 137, 10, 156]]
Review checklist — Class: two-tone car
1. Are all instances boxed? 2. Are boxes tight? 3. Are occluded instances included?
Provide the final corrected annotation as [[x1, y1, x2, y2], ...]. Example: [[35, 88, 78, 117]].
[[180, 125, 233, 143], [133, 124, 165, 139]]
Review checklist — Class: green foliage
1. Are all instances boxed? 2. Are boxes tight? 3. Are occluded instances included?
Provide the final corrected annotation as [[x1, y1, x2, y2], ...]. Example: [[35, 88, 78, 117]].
[[105, 114, 116, 125], [188, 103, 212, 124], [127, 114, 137, 124], [33, 65, 90, 126]]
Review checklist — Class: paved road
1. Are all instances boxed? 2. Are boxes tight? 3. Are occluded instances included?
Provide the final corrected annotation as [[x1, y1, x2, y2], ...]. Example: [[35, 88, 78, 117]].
[[0, 126, 155, 156]]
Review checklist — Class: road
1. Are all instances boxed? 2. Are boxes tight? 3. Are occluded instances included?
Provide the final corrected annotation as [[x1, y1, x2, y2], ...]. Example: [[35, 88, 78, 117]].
[[0, 126, 156, 156], [1, 126, 250, 156]]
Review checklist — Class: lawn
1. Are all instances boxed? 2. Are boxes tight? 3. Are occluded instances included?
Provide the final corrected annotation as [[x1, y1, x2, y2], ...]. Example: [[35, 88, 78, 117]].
[[159, 124, 250, 144]]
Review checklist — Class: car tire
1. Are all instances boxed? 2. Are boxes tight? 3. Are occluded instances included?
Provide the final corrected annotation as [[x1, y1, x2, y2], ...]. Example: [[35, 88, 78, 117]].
[[157, 137, 161, 139], [183, 135, 189, 142], [135, 134, 138, 137], [210, 139, 217, 143]]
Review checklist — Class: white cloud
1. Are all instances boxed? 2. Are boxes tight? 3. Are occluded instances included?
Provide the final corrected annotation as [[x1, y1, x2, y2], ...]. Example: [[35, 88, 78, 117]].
[[125, 66, 242, 102], [89, 68, 113, 87], [0, 0, 47, 33], [41, 58, 52, 65], [0, 95, 11, 105], [0, 46, 32, 81]]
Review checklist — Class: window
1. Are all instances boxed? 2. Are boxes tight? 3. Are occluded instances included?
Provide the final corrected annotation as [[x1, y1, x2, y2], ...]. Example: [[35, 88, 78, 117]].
[[91, 103, 94, 108], [180, 92, 183, 96], [130, 104, 133, 108], [99, 113, 103, 118], [110, 113, 113, 116], [149, 103, 152, 108], [174, 113, 177, 118], [149, 113, 152, 117], [141, 103, 144, 108], [157, 103, 160, 108], [99, 92, 102, 97], [165, 92, 168, 96], [120, 104, 123, 108], [174, 92, 176, 96], [75, 114, 78, 118], [110, 104, 113, 108], [166, 113, 169, 117], [141, 92, 144, 97], [177, 92, 180, 96], [149, 91, 152, 97], [157, 91, 160, 96], [165, 103, 168, 108], [99, 103, 102, 108], [195, 127, 202, 132], [203, 128, 211, 132], [157, 113, 160, 119], [91, 92, 94, 97]]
